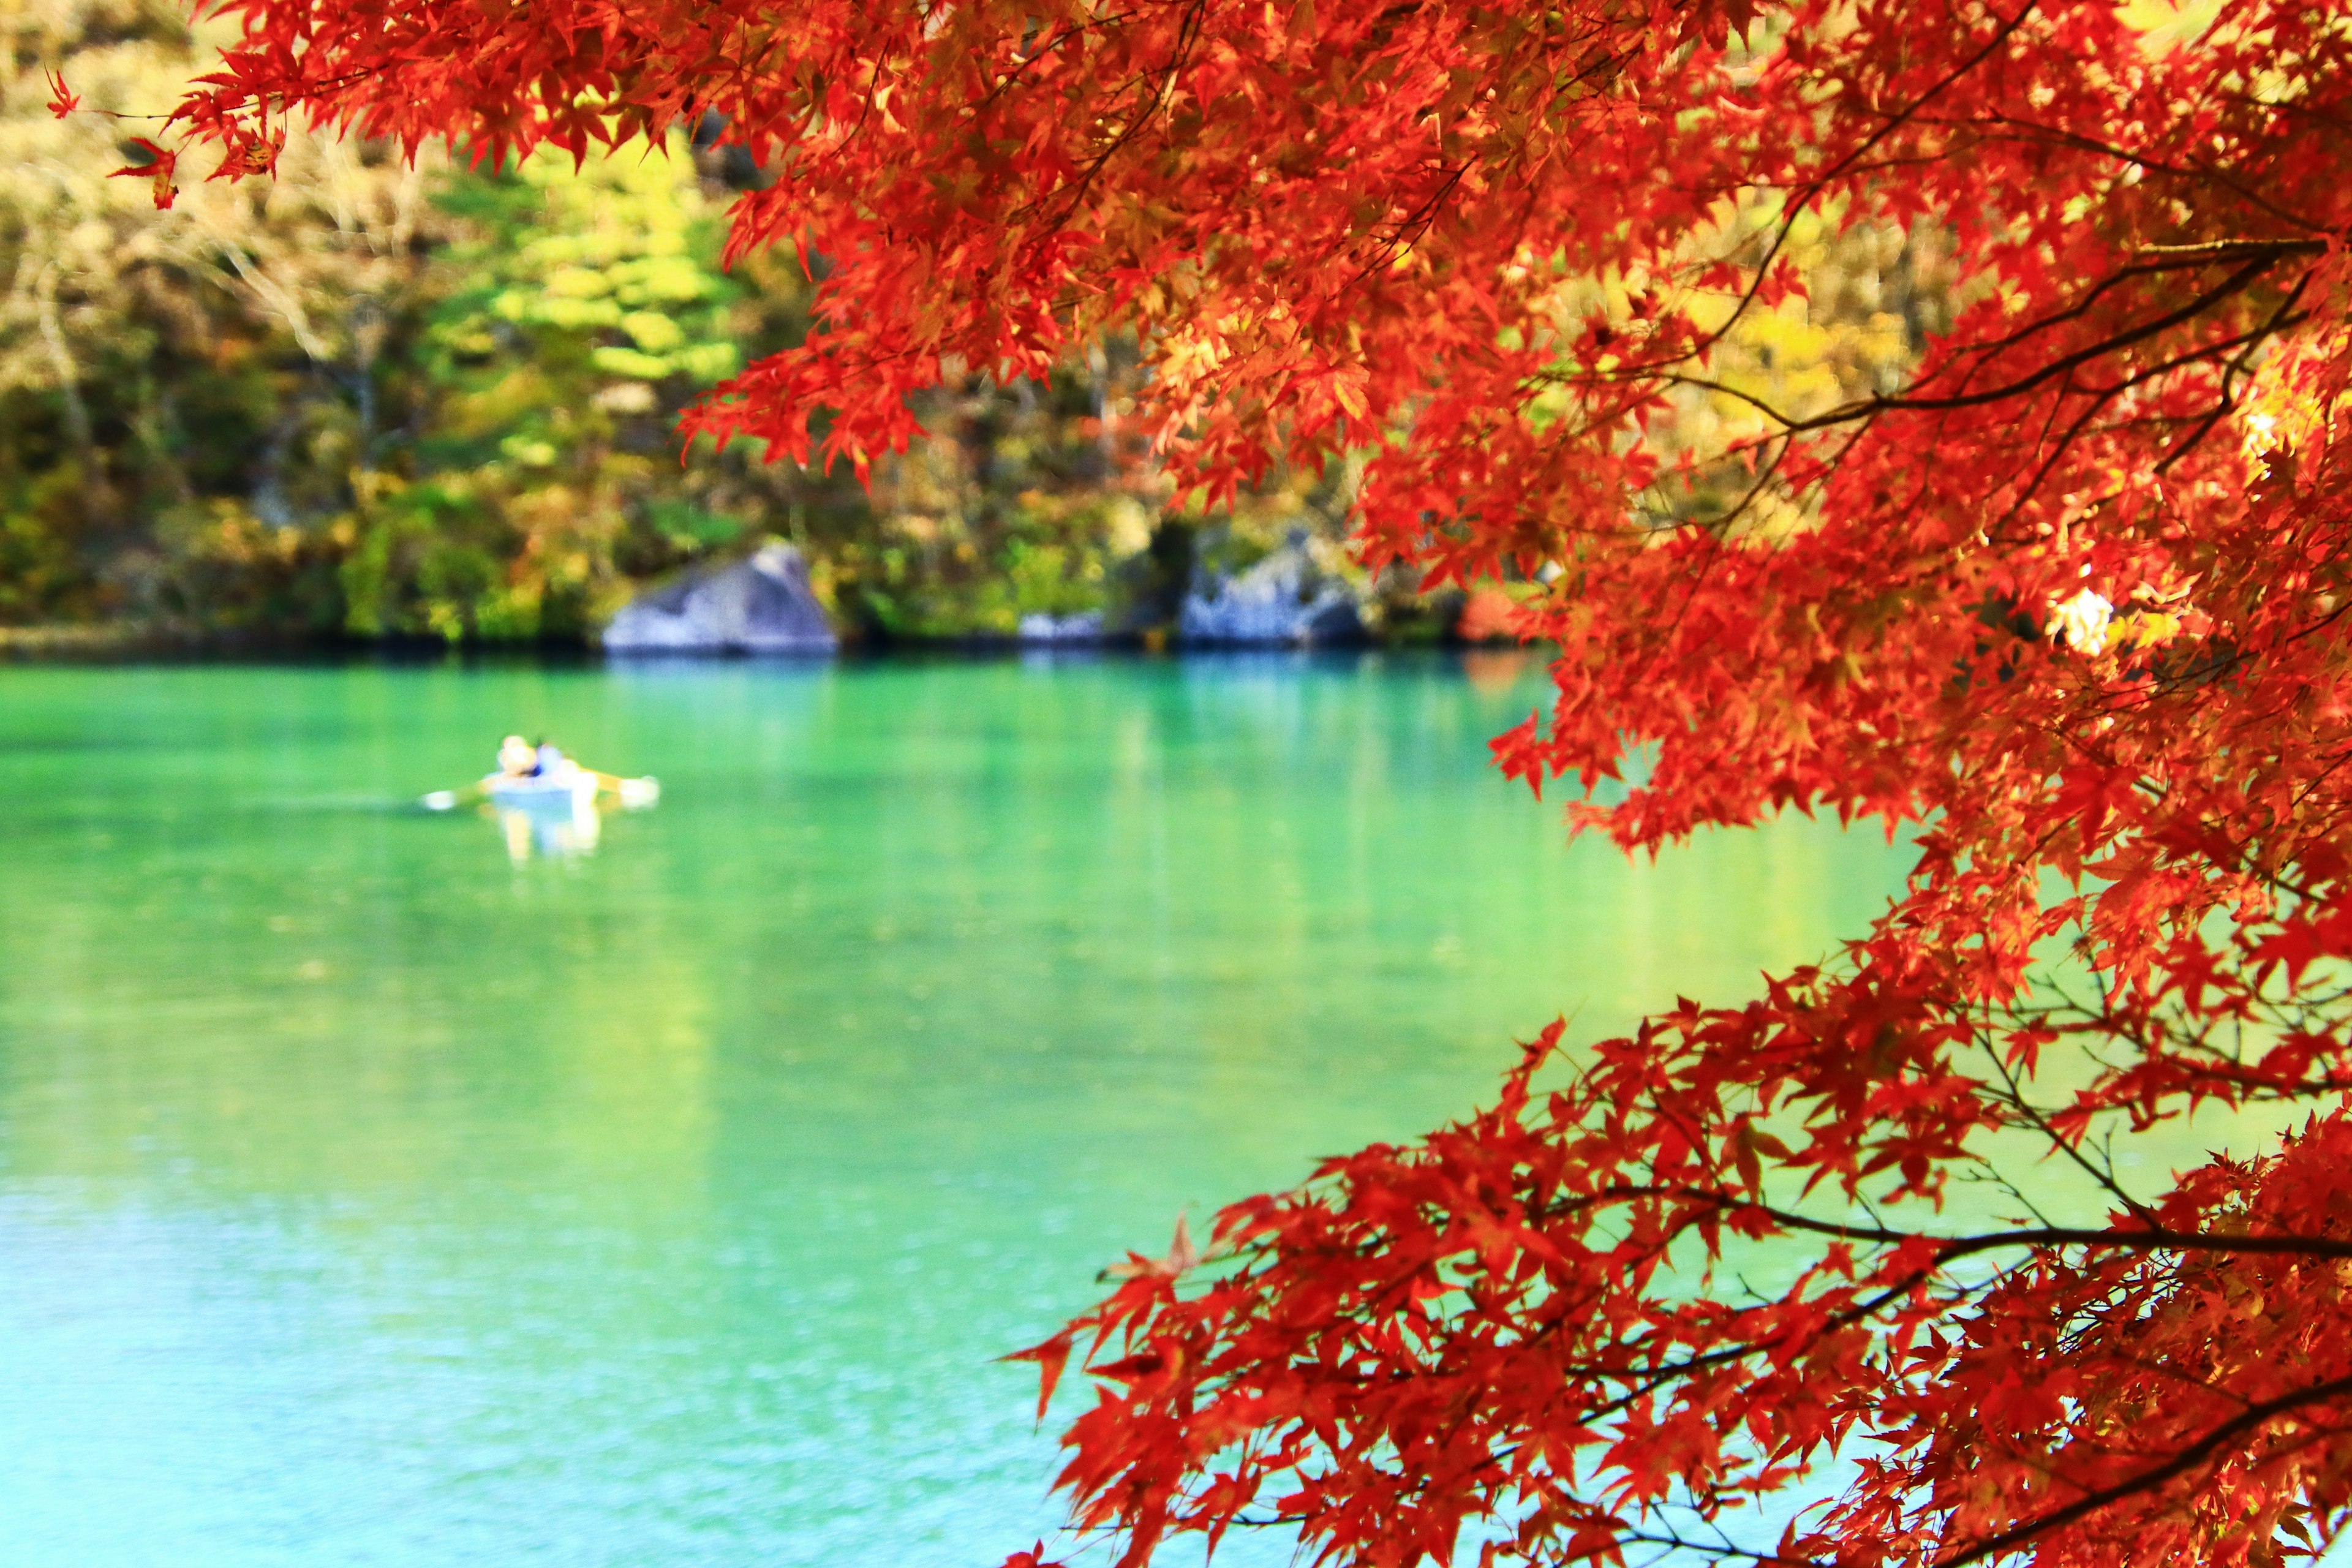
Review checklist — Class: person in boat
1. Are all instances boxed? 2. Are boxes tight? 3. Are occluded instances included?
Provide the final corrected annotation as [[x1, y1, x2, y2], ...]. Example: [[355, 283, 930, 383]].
[[497, 734, 536, 778], [534, 739, 571, 779]]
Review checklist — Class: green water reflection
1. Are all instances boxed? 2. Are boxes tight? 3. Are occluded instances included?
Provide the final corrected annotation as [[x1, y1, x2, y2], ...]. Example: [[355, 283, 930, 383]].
[[0, 654, 1911, 1566]]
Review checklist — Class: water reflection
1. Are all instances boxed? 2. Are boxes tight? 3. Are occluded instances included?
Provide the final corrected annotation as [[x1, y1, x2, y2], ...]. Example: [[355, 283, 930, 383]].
[[492, 790, 604, 861], [0, 656, 1913, 1567], [1460, 647, 1536, 693]]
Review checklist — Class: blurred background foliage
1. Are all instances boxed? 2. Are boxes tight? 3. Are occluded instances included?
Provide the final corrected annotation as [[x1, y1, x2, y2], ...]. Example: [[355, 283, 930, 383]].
[[0, 0, 1953, 646]]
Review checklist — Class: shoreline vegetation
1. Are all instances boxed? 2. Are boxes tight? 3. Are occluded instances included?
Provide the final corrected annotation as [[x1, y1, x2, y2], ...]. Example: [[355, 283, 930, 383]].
[[0, 573, 1515, 655], [0, 622, 1547, 676]]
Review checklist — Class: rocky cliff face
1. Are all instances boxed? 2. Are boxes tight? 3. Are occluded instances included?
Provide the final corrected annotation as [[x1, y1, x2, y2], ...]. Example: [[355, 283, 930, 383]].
[[1178, 530, 1363, 646], [1017, 611, 1107, 644], [602, 543, 838, 654]]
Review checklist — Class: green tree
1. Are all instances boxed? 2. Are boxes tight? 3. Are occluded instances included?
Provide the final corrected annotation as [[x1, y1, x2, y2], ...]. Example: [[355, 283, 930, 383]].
[[338, 136, 752, 641]]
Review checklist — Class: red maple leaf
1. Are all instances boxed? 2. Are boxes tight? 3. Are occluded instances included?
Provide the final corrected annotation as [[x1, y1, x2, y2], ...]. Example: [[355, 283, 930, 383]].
[[108, 137, 178, 209]]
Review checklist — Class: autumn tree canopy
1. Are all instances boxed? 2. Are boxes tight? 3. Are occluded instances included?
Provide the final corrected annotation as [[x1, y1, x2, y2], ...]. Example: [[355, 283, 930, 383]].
[[132, 0, 2352, 1562]]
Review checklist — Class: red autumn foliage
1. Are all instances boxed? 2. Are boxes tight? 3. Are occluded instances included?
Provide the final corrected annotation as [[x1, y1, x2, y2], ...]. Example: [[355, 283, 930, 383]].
[[109, 136, 178, 209], [157, 0, 2352, 1562], [44, 67, 80, 119], [1455, 587, 1525, 646]]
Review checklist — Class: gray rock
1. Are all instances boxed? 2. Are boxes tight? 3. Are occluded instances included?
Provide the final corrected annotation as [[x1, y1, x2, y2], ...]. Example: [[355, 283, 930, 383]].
[[1178, 530, 1362, 646], [603, 543, 837, 655], [1017, 610, 1106, 644]]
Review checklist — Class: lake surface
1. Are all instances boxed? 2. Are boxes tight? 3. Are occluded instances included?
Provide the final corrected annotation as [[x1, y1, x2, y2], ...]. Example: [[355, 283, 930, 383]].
[[0, 654, 1913, 1567]]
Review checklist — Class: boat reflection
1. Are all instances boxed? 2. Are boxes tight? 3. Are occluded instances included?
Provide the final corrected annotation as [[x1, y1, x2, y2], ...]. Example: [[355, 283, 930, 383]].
[[492, 789, 605, 862], [438, 767, 661, 863]]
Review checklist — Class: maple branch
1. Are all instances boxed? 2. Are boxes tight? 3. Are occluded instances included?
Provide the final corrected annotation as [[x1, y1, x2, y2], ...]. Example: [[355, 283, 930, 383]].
[[2155, 267, 2316, 473], [1991, 372, 2124, 528], [1615, 1371, 2352, 1568], [2130, 237, 2332, 265], [1614, 1523, 1819, 1567], [1963, 118, 2339, 235], [1023, 0, 1207, 235], [973, 11, 1131, 112], [1934, 240, 2313, 374], [1651, 252, 2291, 437], [1831, 2, 2040, 181], [1933, 1370, 2352, 1567], [1623, 1, 2038, 379], [1707, 1194, 2352, 1265], [1974, 1036, 2160, 1226], [1643, 190, 1810, 374]]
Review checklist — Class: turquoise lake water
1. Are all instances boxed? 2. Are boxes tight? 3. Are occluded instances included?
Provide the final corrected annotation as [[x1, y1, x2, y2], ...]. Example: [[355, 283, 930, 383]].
[[0, 654, 1914, 1565]]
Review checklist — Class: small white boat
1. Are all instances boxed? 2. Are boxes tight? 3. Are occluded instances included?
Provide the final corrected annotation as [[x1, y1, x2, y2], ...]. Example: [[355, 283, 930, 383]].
[[486, 771, 598, 807]]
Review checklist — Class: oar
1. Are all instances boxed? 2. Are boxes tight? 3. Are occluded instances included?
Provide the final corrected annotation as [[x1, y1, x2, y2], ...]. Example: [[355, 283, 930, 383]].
[[421, 779, 492, 811], [589, 771, 662, 807]]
